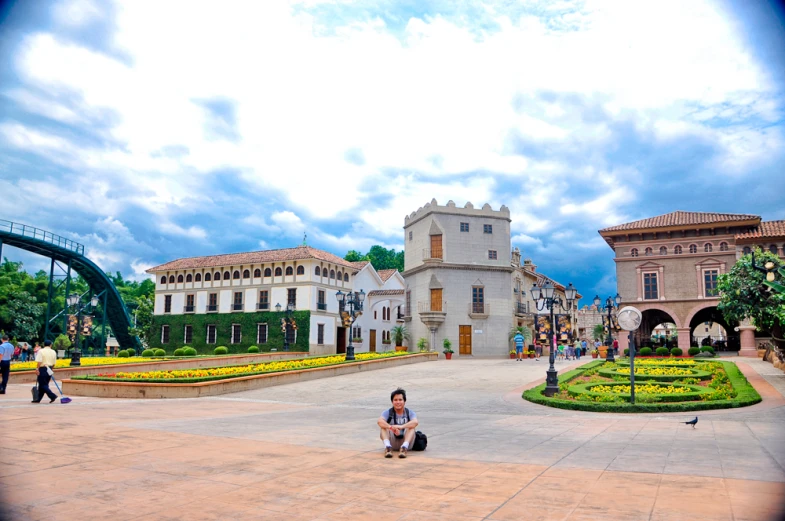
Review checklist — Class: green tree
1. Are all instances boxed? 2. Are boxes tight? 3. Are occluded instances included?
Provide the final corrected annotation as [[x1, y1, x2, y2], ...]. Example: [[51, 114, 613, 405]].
[[592, 324, 605, 341], [344, 250, 369, 263], [344, 246, 404, 272], [717, 248, 785, 348], [509, 325, 532, 343], [128, 295, 154, 348], [3, 291, 44, 341]]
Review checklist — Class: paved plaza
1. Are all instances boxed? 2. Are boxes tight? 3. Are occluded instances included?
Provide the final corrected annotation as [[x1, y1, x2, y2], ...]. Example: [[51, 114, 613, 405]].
[[1, 357, 785, 521]]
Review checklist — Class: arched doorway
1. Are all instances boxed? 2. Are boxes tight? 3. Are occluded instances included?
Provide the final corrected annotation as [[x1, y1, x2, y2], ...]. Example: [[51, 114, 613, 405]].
[[637, 309, 680, 348], [687, 306, 738, 352]]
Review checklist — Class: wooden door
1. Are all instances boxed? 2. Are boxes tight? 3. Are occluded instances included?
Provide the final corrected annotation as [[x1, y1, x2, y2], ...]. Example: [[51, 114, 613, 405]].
[[459, 325, 472, 355], [430, 288, 443, 312], [430, 234, 443, 259], [369, 329, 376, 353], [336, 327, 346, 354]]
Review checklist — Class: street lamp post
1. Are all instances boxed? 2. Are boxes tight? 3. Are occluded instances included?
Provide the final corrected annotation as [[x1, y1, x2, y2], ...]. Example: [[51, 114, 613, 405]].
[[66, 292, 99, 367], [531, 281, 577, 397], [594, 294, 622, 363], [336, 289, 365, 361], [275, 302, 295, 351]]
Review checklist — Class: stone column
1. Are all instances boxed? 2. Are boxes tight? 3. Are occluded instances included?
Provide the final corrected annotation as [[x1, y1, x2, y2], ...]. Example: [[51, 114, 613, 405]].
[[430, 327, 437, 354], [618, 332, 630, 353], [737, 319, 757, 357], [677, 328, 691, 350]]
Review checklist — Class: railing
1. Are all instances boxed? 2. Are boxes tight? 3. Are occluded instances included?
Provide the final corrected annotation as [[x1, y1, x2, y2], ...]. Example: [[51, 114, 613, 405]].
[[184, 305, 195, 313], [232, 303, 244, 311], [317, 302, 327, 310], [206, 304, 218, 312], [422, 248, 443, 260], [469, 302, 489, 315], [257, 302, 269, 310], [0, 219, 85, 255], [418, 301, 446, 313], [515, 302, 529, 314]]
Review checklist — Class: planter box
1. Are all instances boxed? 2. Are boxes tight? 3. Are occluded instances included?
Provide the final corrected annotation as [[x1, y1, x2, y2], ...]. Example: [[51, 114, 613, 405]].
[[395, 345, 408, 352]]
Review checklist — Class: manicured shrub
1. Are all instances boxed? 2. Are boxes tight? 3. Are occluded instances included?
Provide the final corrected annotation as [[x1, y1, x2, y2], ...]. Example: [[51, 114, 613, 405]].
[[173, 348, 185, 356], [126, 350, 135, 357], [154, 349, 166, 357], [142, 349, 155, 357], [117, 350, 129, 357], [184, 347, 197, 356], [639, 347, 652, 356], [688, 347, 700, 356], [247, 345, 260, 353], [624, 348, 630, 356], [214, 346, 229, 355], [655, 347, 669, 356], [700, 346, 716, 355], [670, 348, 683, 356]]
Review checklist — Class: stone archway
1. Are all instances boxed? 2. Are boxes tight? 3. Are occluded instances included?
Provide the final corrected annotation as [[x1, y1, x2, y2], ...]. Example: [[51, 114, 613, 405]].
[[618, 303, 681, 352], [685, 305, 738, 354]]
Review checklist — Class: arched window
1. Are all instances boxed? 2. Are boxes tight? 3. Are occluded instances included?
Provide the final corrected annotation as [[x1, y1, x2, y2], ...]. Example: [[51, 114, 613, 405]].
[[315, 266, 321, 276], [254, 268, 261, 278], [233, 270, 240, 279], [275, 267, 282, 276], [214, 272, 221, 281], [285, 266, 293, 276], [689, 244, 697, 254], [630, 248, 638, 257], [704, 243, 712, 253], [195, 273, 202, 282], [344, 273, 349, 282], [337, 271, 343, 280], [205, 272, 212, 282], [264, 268, 272, 277], [177, 274, 184, 283], [224, 271, 231, 280], [674, 245, 682, 255], [297, 265, 304, 275], [169, 275, 175, 284], [743, 246, 751, 255], [160, 276, 167, 284], [719, 242, 728, 252], [330, 269, 336, 279], [243, 269, 250, 279], [644, 247, 653, 256], [770, 244, 779, 255], [186, 274, 192, 283], [659, 246, 667, 255]]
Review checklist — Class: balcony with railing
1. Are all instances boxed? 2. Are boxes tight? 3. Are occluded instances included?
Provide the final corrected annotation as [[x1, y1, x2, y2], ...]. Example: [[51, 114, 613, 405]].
[[418, 300, 446, 313], [232, 303, 244, 311], [469, 302, 490, 318], [206, 304, 218, 312], [183, 305, 195, 313], [257, 302, 270, 310], [515, 301, 530, 315], [317, 302, 327, 311], [422, 248, 443, 261]]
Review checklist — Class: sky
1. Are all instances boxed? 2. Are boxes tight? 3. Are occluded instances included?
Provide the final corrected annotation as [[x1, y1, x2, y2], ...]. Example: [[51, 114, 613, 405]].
[[0, 0, 784, 301]]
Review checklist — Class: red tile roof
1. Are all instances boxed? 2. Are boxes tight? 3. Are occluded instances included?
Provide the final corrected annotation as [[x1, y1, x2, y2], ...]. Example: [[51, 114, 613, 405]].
[[735, 220, 785, 240], [351, 261, 370, 269], [377, 269, 399, 282], [367, 289, 404, 297], [600, 211, 759, 233], [146, 245, 359, 273]]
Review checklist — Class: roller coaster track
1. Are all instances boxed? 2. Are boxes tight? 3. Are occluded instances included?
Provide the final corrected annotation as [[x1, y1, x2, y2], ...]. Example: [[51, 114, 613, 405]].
[[0, 220, 141, 350]]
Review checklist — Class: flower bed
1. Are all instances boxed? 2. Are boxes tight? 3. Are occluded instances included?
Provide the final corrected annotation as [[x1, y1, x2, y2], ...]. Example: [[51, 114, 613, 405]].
[[75, 352, 407, 384], [617, 358, 697, 366], [10, 357, 170, 371], [598, 365, 712, 382], [522, 359, 761, 412]]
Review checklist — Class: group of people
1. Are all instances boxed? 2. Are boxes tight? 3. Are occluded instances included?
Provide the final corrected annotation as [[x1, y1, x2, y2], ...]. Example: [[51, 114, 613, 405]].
[[0, 335, 60, 402], [512, 334, 621, 363], [10, 341, 39, 362]]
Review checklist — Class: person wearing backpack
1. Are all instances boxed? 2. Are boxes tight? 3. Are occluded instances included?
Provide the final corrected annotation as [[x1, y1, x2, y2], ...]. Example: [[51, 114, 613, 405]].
[[378, 388, 419, 458]]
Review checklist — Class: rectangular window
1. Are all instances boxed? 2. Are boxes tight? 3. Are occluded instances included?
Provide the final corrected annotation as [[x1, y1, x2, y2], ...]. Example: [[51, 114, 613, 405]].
[[206, 324, 217, 344], [405, 291, 411, 316], [318, 324, 324, 345], [287, 288, 297, 307], [488, 250, 497, 260], [317, 290, 326, 310], [704, 270, 719, 297], [233, 291, 243, 311], [231, 324, 241, 344], [409, 231, 412, 241], [483, 224, 493, 234], [472, 287, 484, 313], [644, 273, 658, 300], [184, 325, 193, 344], [258, 290, 269, 310], [208, 293, 218, 312], [257, 323, 268, 344], [185, 294, 195, 313], [161, 325, 169, 343], [460, 222, 469, 232], [164, 295, 172, 313], [352, 327, 361, 339], [286, 326, 296, 345]]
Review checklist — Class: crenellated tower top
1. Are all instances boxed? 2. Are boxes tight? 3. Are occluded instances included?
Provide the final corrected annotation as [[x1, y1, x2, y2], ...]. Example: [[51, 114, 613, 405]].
[[404, 199, 511, 227]]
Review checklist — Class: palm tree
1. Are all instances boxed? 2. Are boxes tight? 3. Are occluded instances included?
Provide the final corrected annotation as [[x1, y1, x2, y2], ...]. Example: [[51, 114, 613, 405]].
[[509, 325, 533, 343], [390, 325, 410, 347], [592, 324, 605, 341]]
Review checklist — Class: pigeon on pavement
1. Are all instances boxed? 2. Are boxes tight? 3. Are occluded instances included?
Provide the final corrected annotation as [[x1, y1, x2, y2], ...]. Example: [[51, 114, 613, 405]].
[[683, 417, 698, 428]]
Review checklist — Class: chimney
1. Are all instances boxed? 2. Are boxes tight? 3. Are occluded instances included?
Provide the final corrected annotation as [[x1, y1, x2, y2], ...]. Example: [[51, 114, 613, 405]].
[[523, 258, 536, 272]]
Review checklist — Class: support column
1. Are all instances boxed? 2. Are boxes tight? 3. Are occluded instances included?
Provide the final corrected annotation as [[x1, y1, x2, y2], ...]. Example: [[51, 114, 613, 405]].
[[44, 257, 56, 341], [677, 328, 691, 350], [737, 321, 757, 357], [618, 332, 630, 353], [430, 327, 437, 354]]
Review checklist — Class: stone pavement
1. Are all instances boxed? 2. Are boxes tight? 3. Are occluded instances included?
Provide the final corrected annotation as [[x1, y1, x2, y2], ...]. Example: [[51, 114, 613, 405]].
[[1, 357, 784, 521]]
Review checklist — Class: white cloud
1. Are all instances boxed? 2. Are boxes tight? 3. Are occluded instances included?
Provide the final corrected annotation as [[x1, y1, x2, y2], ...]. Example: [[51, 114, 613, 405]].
[[159, 222, 207, 240]]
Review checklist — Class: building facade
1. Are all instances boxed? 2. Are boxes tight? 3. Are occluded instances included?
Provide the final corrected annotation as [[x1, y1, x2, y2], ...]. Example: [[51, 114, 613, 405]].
[[599, 211, 785, 356]]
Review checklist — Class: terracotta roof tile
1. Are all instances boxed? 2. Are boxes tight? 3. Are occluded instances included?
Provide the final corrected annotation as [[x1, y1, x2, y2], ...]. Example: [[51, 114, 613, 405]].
[[600, 211, 759, 233], [351, 261, 370, 269], [735, 220, 785, 240], [146, 245, 359, 273], [377, 269, 399, 282], [367, 289, 405, 297]]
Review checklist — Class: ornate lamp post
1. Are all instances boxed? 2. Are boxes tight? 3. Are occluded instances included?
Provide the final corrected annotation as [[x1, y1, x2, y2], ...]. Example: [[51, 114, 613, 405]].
[[336, 289, 365, 361], [275, 302, 296, 351], [531, 281, 577, 397], [594, 293, 621, 363], [66, 292, 99, 367]]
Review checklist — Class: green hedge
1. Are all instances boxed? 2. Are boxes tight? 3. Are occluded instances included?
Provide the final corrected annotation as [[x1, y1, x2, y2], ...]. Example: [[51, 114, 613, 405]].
[[149, 310, 311, 354], [523, 360, 761, 413], [689, 347, 700, 356], [568, 381, 711, 402]]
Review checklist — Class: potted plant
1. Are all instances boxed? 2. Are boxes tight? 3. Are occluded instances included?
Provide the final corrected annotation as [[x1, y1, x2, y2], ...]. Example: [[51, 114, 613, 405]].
[[417, 337, 428, 353], [391, 325, 410, 352], [352, 337, 363, 343], [527, 349, 536, 358], [508, 325, 533, 353], [443, 338, 454, 359], [509, 349, 516, 359], [591, 348, 599, 359]]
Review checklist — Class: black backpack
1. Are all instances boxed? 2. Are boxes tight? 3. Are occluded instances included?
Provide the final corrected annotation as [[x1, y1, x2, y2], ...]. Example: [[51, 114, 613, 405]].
[[387, 407, 427, 451]]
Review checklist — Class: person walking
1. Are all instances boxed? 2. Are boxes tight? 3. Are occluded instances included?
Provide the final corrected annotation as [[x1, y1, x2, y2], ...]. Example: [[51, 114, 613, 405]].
[[0, 335, 14, 394], [613, 338, 619, 356], [574, 338, 582, 360], [514, 331, 525, 361], [31, 340, 58, 403], [581, 339, 588, 355]]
